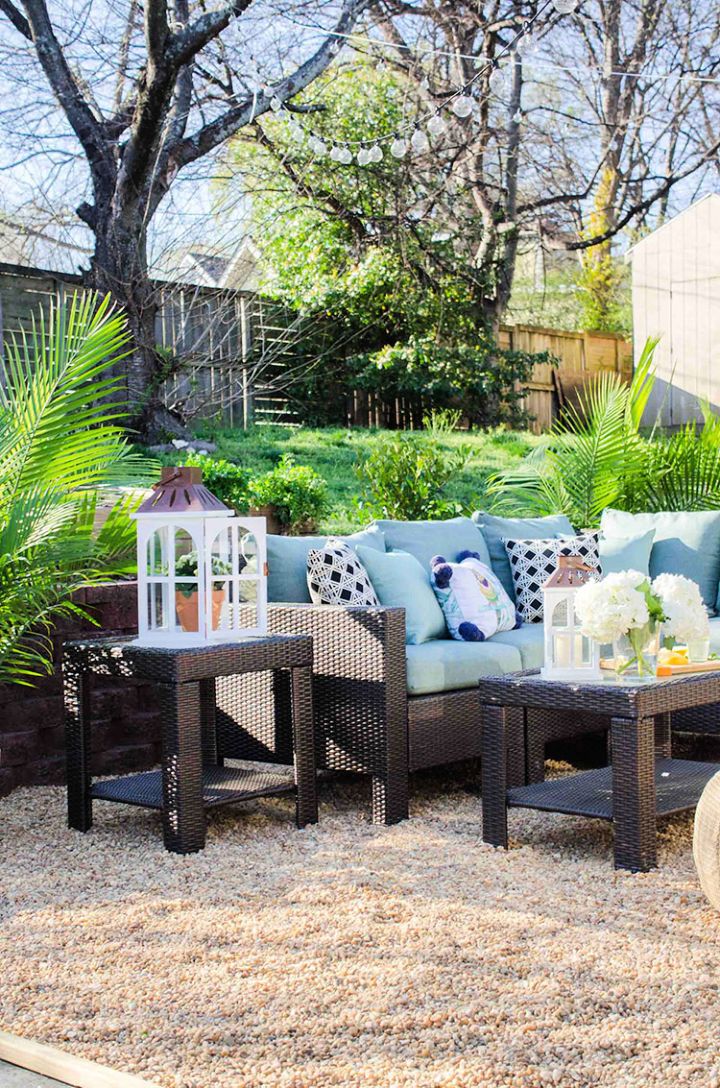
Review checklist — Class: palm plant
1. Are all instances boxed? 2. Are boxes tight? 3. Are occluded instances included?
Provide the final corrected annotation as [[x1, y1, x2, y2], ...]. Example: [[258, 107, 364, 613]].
[[488, 338, 659, 526], [0, 293, 152, 683]]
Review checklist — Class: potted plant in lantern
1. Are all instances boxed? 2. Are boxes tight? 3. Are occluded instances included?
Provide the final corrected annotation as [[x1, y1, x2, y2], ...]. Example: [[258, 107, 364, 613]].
[[174, 550, 234, 632]]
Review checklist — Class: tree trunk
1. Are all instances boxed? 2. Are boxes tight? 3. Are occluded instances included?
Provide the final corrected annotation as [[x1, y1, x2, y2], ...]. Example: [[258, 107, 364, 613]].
[[84, 204, 188, 443]]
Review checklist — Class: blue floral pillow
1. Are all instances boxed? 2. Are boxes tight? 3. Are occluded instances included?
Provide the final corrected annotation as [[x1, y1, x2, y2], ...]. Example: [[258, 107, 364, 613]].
[[430, 551, 522, 642]]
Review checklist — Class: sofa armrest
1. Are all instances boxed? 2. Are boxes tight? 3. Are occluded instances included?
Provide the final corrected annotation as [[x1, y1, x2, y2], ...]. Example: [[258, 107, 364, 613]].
[[216, 603, 409, 824]]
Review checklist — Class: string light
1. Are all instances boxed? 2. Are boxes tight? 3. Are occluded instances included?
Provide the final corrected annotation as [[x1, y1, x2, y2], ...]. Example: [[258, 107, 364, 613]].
[[552, 0, 578, 11], [427, 114, 446, 136], [368, 145, 383, 162], [410, 128, 430, 153], [451, 96, 474, 118], [489, 68, 506, 94], [357, 147, 371, 165], [390, 137, 408, 158]]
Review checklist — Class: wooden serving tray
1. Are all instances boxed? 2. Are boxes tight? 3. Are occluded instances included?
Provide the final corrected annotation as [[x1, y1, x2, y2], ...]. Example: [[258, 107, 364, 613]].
[[600, 657, 720, 677]]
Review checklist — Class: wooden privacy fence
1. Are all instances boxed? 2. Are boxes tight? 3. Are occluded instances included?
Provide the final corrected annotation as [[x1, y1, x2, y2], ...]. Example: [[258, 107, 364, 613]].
[[0, 263, 632, 433], [348, 325, 633, 433], [498, 325, 633, 433], [0, 263, 298, 427]]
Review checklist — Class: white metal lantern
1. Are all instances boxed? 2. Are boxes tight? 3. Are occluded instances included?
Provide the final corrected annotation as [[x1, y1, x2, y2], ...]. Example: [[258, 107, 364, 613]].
[[132, 466, 267, 646], [540, 556, 602, 682]]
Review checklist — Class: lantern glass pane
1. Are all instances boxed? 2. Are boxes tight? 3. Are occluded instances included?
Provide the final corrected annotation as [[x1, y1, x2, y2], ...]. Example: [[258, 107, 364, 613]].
[[551, 598, 569, 627], [237, 528, 259, 575], [147, 582, 168, 630], [147, 528, 169, 576], [209, 580, 230, 632], [175, 583, 199, 632], [174, 528, 195, 566]]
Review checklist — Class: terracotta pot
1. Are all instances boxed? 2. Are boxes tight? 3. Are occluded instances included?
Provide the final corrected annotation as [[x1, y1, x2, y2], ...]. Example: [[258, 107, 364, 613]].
[[175, 589, 225, 633]]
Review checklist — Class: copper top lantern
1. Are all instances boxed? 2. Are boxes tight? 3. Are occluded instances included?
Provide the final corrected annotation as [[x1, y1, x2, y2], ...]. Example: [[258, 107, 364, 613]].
[[132, 466, 267, 645], [540, 555, 602, 682]]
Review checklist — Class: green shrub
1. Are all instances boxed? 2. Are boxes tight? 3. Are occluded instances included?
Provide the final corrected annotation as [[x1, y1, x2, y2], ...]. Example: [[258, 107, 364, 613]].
[[354, 417, 472, 520], [184, 452, 251, 512], [249, 454, 329, 534]]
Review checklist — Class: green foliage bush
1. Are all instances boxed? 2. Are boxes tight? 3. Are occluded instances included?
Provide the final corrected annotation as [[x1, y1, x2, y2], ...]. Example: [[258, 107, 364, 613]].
[[354, 412, 472, 520], [249, 454, 329, 533], [184, 452, 251, 512]]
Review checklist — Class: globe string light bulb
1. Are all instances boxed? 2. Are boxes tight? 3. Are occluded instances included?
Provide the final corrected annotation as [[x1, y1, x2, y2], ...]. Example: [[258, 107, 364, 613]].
[[451, 95, 474, 119], [489, 68, 505, 94], [368, 145, 383, 163], [329, 145, 343, 162], [308, 135, 326, 156], [270, 96, 282, 112], [427, 113, 446, 136], [513, 110, 523, 124], [410, 128, 430, 154], [390, 137, 408, 158], [357, 147, 371, 166], [338, 146, 353, 165], [553, 0, 578, 11]]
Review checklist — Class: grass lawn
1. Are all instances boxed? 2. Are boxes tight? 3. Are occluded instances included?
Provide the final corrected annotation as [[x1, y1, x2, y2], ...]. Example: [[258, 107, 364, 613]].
[[187, 423, 541, 534]]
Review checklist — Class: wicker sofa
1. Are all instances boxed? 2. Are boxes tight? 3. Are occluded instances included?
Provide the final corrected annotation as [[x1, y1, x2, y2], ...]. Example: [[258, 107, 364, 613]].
[[215, 510, 720, 824]]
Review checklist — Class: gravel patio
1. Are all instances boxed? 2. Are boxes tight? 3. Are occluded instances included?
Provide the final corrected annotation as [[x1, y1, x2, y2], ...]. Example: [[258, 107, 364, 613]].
[[1, 764, 718, 1088]]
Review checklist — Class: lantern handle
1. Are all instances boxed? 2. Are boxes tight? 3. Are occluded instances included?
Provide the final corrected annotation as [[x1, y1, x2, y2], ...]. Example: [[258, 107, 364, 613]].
[[557, 555, 594, 572], [151, 469, 183, 491]]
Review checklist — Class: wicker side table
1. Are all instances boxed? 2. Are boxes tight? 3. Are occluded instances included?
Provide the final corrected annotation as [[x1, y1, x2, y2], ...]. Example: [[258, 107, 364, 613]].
[[479, 669, 720, 872], [62, 634, 317, 854]]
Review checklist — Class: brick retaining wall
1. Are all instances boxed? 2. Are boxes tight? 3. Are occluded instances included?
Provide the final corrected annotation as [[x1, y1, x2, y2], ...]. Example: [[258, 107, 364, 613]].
[[0, 582, 161, 798]]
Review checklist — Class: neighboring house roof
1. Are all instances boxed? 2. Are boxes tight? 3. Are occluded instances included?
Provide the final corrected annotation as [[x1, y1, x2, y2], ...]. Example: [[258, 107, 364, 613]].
[[154, 239, 260, 291]]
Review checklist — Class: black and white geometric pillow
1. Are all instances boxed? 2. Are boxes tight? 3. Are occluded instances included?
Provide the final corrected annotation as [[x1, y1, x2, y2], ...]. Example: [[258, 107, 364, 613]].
[[503, 533, 600, 623], [307, 539, 379, 607]]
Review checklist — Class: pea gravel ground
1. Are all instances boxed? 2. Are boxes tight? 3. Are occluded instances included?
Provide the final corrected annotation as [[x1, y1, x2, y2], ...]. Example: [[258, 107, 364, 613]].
[[1, 763, 719, 1088]]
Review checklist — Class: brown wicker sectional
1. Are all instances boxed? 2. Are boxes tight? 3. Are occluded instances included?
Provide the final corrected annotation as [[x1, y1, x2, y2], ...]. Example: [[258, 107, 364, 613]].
[[214, 603, 589, 824]]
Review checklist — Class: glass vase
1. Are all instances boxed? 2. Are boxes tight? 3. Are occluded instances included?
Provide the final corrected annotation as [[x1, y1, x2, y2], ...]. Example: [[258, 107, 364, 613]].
[[613, 620, 663, 680]]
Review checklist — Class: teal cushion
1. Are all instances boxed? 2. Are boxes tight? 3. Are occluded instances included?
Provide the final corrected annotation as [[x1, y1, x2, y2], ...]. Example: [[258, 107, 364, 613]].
[[405, 639, 522, 695], [472, 512, 575, 599], [267, 526, 385, 603], [600, 509, 720, 612], [356, 546, 446, 644], [372, 517, 491, 568], [599, 529, 656, 576], [490, 624, 545, 670], [709, 617, 720, 655]]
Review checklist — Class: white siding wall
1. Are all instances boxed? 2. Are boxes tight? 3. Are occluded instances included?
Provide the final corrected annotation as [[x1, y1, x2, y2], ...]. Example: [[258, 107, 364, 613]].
[[630, 194, 720, 427]]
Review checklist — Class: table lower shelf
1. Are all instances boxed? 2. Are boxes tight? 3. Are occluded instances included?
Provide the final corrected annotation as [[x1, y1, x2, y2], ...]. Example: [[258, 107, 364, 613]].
[[507, 758, 720, 821], [91, 766, 296, 811]]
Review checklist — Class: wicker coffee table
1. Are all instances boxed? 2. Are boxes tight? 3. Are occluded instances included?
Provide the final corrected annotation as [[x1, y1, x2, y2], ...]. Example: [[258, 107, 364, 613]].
[[480, 669, 720, 871], [63, 634, 317, 854]]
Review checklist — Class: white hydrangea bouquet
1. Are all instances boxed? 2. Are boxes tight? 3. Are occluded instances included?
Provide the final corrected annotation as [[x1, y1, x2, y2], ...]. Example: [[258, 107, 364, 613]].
[[652, 573, 710, 656], [574, 570, 666, 677]]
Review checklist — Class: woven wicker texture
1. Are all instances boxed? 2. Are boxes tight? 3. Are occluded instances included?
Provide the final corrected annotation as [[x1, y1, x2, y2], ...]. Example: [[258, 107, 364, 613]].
[[63, 634, 317, 853], [480, 669, 720, 871]]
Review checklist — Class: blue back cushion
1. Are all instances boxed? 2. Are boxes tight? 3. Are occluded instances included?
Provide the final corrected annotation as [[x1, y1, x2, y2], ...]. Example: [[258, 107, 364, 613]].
[[267, 526, 385, 603], [601, 509, 720, 612], [372, 517, 491, 569], [356, 546, 447, 644], [599, 529, 655, 576], [472, 512, 575, 599]]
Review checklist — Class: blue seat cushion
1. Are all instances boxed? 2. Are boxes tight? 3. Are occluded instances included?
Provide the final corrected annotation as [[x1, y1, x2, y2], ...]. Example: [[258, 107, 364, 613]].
[[600, 509, 720, 613], [406, 638, 523, 696], [490, 624, 545, 670], [472, 512, 575, 599], [372, 517, 491, 569], [267, 526, 385, 603]]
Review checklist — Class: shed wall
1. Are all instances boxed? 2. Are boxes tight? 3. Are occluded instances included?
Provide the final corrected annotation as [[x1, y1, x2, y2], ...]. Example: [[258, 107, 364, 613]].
[[631, 195, 720, 427]]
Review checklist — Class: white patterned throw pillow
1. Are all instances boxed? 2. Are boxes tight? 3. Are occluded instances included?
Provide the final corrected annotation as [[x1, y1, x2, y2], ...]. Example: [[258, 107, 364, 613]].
[[307, 539, 379, 607], [503, 533, 600, 623], [430, 550, 521, 641]]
